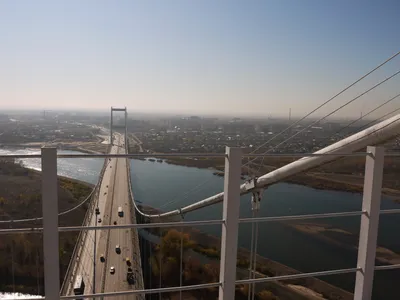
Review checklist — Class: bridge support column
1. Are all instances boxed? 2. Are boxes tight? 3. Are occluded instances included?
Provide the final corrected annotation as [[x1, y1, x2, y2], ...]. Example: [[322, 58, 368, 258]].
[[110, 107, 113, 145], [41, 147, 60, 300], [124, 108, 128, 148], [354, 146, 384, 300], [218, 147, 242, 300]]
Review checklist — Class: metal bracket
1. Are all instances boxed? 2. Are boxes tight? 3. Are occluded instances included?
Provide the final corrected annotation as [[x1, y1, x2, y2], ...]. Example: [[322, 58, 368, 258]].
[[251, 189, 263, 211], [245, 177, 258, 191], [178, 208, 185, 220]]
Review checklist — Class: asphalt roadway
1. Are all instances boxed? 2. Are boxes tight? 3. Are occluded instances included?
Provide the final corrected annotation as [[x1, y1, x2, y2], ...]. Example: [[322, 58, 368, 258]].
[[96, 135, 142, 299], [65, 135, 119, 296], [65, 134, 142, 299]]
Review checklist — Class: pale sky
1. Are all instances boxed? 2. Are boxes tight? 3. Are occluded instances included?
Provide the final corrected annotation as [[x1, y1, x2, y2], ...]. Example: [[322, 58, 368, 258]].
[[1, 1, 400, 118]]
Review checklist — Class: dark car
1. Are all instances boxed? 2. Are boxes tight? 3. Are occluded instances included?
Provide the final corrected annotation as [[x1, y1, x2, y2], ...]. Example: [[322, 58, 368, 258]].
[[127, 268, 135, 284]]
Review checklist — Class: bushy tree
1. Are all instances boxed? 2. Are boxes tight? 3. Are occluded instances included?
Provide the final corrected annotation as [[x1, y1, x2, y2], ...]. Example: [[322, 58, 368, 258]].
[[257, 290, 280, 300], [160, 229, 193, 259]]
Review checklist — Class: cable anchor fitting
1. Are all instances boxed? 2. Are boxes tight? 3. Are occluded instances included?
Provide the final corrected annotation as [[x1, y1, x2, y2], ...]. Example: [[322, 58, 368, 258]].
[[178, 208, 185, 220], [251, 189, 263, 211]]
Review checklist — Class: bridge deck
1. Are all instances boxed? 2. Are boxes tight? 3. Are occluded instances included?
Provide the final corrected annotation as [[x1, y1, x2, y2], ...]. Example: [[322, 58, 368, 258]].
[[63, 134, 143, 299]]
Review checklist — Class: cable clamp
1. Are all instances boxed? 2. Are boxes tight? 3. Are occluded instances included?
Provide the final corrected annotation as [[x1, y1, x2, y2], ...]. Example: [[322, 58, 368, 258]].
[[178, 208, 185, 220], [251, 188, 263, 211], [245, 177, 257, 191]]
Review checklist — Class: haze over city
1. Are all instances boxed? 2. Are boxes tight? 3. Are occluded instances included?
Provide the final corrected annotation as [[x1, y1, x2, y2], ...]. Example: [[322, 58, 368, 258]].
[[1, 1, 400, 118], [2, 2, 400, 300]]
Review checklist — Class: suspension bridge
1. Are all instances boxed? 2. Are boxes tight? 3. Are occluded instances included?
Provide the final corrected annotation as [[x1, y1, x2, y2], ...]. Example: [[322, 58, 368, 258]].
[[2, 50, 400, 300]]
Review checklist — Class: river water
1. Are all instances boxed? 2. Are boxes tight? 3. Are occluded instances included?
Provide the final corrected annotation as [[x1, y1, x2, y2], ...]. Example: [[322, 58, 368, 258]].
[[2, 148, 400, 299]]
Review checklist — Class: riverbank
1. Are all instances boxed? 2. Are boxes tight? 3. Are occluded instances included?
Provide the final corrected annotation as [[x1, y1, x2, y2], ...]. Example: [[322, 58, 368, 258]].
[[158, 156, 400, 202], [0, 135, 108, 155], [0, 160, 92, 295], [137, 205, 353, 300], [284, 222, 400, 266]]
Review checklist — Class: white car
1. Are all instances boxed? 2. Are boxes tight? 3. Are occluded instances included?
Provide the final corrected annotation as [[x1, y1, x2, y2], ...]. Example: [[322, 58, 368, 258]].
[[110, 266, 115, 274]]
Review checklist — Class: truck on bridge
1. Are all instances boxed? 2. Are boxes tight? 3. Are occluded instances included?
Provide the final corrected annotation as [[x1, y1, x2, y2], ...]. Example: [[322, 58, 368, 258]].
[[73, 275, 85, 299]]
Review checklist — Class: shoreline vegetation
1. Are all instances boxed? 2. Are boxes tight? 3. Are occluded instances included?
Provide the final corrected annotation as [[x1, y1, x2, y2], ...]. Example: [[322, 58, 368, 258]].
[[137, 205, 354, 300], [0, 159, 92, 295], [0, 136, 108, 154]]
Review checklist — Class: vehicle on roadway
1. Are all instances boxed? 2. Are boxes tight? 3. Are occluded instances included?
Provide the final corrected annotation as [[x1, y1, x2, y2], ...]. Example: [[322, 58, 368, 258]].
[[100, 255, 105, 263], [116, 245, 121, 254], [73, 275, 85, 299], [110, 266, 115, 274], [127, 268, 135, 285], [118, 206, 124, 217], [98, 218, 102, 223], [126, 258, 131, 266], [95, 208, 100, 215]]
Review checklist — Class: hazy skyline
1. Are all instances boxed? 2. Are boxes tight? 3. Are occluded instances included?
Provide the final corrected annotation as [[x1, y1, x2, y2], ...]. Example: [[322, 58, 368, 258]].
[[1, 1, 400, 118]]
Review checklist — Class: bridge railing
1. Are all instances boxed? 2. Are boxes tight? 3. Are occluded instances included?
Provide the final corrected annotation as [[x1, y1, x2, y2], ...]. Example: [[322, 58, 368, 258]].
[[126, 151, 145, 299], [2, 146, 400, 300]]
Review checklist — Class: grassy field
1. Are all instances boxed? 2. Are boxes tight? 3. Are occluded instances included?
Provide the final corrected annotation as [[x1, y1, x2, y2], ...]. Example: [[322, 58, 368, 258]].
[[0, 158, 92, 295]]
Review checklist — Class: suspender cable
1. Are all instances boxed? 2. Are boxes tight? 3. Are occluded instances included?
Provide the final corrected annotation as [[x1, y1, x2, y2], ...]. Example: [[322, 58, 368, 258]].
[[10, 219, 16, 294], [179, 225, 184, 300], [247, 210, 255, 300], [316, 92, 400, 149], [159, 216, 162, 300], [253, 69, 400, 174], [245, 50, 400, 166], [251, 214, 260, 300]]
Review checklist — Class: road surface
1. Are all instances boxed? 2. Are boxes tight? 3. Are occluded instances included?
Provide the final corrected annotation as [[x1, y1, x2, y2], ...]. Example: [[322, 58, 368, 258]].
[[96, 135, 142, 299], [64, 135, 119, 296], [64, 134, 142, 299]]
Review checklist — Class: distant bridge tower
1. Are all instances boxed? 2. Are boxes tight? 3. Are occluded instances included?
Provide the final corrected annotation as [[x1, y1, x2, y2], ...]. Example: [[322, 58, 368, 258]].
[[110, 107, 128, 146]]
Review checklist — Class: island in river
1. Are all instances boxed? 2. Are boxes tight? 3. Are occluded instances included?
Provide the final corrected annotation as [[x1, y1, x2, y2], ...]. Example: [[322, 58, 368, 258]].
[[283, 222, 400, 266]]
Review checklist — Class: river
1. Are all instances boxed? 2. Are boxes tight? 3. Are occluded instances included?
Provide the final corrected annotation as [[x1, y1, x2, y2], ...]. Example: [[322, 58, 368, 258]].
[[2, 148, 400, 299]]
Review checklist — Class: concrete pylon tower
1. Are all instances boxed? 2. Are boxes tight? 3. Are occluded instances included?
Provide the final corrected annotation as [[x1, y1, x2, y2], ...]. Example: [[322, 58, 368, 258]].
[[110, 107, 128, 147], [125, 108, 128, 147], [110, 107, 113, 144]]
